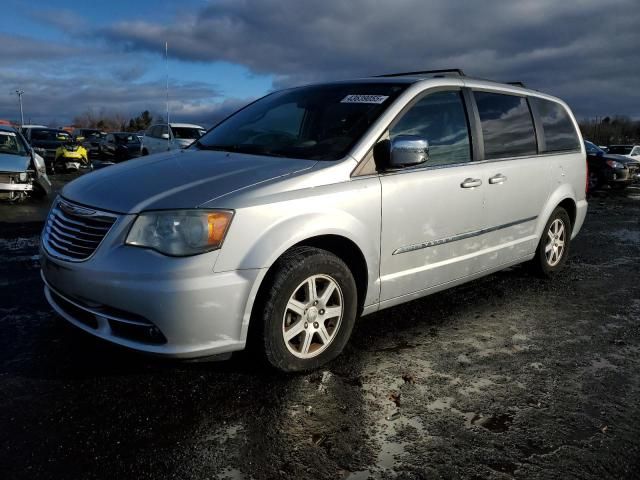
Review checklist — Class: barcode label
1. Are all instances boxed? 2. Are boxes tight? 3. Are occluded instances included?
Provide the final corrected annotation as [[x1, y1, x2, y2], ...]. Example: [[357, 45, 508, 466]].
[[341, 94, 389, 104]]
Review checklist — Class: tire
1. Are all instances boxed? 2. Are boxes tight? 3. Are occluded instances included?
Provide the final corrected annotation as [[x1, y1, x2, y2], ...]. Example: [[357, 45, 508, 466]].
[[141, 149, 149, 156], [531, 207, 572, 277], [588, 171, 602, 191], [253, 246, 358, 372]]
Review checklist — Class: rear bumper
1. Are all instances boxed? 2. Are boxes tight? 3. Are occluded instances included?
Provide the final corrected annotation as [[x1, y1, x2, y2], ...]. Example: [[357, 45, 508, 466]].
[[572, 199, 588, 239]]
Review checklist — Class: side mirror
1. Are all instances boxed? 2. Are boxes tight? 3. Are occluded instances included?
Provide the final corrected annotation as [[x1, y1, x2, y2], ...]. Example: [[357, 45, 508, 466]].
[[374, 135, 430, 170], [161, 133, 170, 140]]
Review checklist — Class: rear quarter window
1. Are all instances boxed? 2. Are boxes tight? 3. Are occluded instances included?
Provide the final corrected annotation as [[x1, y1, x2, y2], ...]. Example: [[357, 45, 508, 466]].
[[531, 97, 580, 152], [474, 91, 537, 160]]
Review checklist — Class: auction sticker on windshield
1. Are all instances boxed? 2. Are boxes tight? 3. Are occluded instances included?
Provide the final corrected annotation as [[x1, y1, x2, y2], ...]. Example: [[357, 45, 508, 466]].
[[341, 94, 389, 104]]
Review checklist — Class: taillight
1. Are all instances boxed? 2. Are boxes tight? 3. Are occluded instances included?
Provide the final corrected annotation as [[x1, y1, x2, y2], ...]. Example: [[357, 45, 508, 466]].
[[585, 160, 589, 194]]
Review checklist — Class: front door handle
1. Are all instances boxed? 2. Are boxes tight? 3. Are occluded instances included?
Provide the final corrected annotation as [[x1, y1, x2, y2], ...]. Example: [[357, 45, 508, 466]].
[[489, 174, 507, 184], [461, 178, 482, 188]]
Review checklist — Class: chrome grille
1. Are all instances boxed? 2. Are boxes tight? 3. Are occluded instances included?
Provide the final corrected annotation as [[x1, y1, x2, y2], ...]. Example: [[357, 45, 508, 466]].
[[43, 199, 117, 261]]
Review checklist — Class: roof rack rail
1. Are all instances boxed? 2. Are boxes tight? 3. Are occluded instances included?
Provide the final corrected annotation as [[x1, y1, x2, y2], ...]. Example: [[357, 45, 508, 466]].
[[506, 81, 526, 88], [374, 69, 466, 78]]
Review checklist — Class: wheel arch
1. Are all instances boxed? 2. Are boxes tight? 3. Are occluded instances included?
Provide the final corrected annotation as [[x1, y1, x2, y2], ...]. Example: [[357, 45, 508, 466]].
[[536, 185, 578, 241], [242, 233, 371, 345]]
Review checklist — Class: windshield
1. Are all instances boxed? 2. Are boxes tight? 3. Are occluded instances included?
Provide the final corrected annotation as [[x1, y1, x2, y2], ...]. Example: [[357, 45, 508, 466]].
[[172, 127, 204, 140], [585, 141, 603, 155], [0, 131, 28, 156], [608, 145, 633, 155], [114, 133, 140, 144], [195, 82, 408, 160], [31, 129, 71, 142]]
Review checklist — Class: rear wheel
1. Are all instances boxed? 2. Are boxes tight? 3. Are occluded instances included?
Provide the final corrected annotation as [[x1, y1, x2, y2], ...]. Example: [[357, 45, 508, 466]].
[[141, 148, 149, 156], [254, 246, 357, 372], [531, 207, 572, 277]]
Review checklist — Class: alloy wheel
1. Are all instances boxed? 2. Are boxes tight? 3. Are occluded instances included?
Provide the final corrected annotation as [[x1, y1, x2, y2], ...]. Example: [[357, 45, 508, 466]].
[[282, 274, 344, 359], [545, 218, 566, 267]]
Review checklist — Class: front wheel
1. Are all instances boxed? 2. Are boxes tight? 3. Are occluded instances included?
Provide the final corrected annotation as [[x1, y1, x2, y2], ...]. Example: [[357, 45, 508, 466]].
[[254, 246, 358, 372], [531, 207, 572, 277]]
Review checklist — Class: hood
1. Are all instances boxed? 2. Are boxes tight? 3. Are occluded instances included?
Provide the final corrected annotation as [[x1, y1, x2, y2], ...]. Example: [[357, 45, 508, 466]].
[[0, 153, 30, 173], [62, 149, 316, 213]]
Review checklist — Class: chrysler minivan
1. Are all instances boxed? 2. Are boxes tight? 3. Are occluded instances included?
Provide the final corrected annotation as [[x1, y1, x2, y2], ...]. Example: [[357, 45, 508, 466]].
[[40, 70, 587, 371]]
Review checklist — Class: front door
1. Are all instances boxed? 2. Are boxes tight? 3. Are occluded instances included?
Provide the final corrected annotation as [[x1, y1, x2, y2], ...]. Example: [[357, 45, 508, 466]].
[[379, 89, 486, 302]]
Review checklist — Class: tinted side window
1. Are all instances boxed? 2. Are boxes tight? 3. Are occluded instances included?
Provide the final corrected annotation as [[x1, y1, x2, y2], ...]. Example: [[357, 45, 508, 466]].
[[474, 92, 537, 159], [531, 97, 580, 152], [160, 125, 169, 137], [390, 90, 471, 166]]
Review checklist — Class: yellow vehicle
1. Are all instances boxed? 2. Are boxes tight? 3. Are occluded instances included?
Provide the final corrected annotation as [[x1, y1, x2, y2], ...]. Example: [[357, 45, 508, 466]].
[[53, 135, 90, 173]]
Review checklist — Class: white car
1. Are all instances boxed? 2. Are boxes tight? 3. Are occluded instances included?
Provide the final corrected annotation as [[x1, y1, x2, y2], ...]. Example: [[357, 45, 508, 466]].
[[141, 123, 206, 156], [607, 145, 640, 160]]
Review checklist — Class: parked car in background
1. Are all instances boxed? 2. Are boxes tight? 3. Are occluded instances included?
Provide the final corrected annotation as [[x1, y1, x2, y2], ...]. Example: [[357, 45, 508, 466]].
[[73, 128, 107, 159], [0, 125, 51, 201], [19, 124, 48, 139], [99, 132, 142, 162], [141, 123, 205, 155], [607, 145, 640, 161], [585, 141, 640, 190], [27, 128, 72, 171], [41, 70, 588, 372]]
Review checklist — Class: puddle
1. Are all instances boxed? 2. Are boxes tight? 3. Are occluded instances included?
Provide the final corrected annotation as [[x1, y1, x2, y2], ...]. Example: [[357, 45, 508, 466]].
[[469, 412, 514, 432]]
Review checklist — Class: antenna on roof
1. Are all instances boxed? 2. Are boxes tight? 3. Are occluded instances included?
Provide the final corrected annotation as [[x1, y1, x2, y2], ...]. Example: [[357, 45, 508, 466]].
[[165, 41, 170, 150]]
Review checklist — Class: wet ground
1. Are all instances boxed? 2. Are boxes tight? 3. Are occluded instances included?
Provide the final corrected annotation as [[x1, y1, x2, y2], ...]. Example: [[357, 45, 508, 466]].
[[1, 179, 639, 479]]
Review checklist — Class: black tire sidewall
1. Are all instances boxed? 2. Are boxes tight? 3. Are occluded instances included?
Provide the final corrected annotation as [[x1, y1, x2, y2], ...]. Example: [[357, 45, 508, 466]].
[[260, 248, 358, 372], [535, 207, 572, 277]]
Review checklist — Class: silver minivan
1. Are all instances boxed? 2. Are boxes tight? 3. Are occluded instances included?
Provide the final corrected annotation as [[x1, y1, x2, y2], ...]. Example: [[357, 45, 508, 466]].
[[40, 70, 587, 371]]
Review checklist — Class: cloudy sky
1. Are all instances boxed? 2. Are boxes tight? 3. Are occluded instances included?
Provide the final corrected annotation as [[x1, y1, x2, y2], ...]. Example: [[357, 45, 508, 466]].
[[2, 0, 639, 126]]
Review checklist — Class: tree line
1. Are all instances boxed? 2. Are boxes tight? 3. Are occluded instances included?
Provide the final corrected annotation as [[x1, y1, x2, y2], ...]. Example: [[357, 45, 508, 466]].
[[578, 116, 640, 146], [72, 110, 163, 133]]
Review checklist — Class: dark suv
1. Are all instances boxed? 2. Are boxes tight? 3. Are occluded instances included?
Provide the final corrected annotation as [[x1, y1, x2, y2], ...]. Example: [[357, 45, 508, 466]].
[[585, 141, 640, 191]]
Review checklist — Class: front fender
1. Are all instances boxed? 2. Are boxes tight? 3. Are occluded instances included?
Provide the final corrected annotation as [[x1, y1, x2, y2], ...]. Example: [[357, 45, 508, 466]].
[[220, 207, 381, 344]]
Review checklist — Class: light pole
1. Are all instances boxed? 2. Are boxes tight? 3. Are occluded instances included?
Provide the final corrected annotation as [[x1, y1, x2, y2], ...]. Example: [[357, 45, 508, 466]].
[[15, 90, 24, 127]]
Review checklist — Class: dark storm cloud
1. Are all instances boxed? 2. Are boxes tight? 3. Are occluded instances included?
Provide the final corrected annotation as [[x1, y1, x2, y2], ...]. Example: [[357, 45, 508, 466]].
[[0, 33, 83, 63], [99, 0, 640, 118]]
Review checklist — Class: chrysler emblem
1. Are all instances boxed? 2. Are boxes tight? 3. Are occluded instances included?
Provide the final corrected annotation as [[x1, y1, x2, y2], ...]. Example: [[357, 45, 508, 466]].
[[59, 200, 96, 217]]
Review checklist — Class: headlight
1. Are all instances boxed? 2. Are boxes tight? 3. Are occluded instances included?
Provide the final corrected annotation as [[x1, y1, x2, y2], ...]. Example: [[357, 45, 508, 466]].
[[125, 209, 234, 256], [606, 160, 624, 169]]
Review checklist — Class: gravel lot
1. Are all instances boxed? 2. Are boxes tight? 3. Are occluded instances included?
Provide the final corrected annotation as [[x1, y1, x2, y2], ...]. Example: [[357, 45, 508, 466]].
[[1, 178, 639, 480]]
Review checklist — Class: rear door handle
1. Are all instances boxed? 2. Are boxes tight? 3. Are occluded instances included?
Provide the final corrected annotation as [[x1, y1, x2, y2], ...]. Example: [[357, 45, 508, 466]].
[[461, 178, 482, 188], [489, 174, 507, 184]]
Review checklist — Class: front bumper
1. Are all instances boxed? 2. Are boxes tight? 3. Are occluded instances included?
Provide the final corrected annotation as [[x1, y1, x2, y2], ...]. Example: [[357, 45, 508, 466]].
[[40, 226, 263, 358], [605, 167, 638, 184], [0, 182, 33, 192]]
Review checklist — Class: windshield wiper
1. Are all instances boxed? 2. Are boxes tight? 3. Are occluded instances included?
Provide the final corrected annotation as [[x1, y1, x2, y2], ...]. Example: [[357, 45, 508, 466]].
[[194, 141, 236, 152], [195, 142, 287, 158]]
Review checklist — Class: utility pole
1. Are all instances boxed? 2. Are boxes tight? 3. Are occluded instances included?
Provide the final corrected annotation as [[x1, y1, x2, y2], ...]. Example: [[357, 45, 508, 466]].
[[15, 90, 24, 127], [165, 41, 170, 151]]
